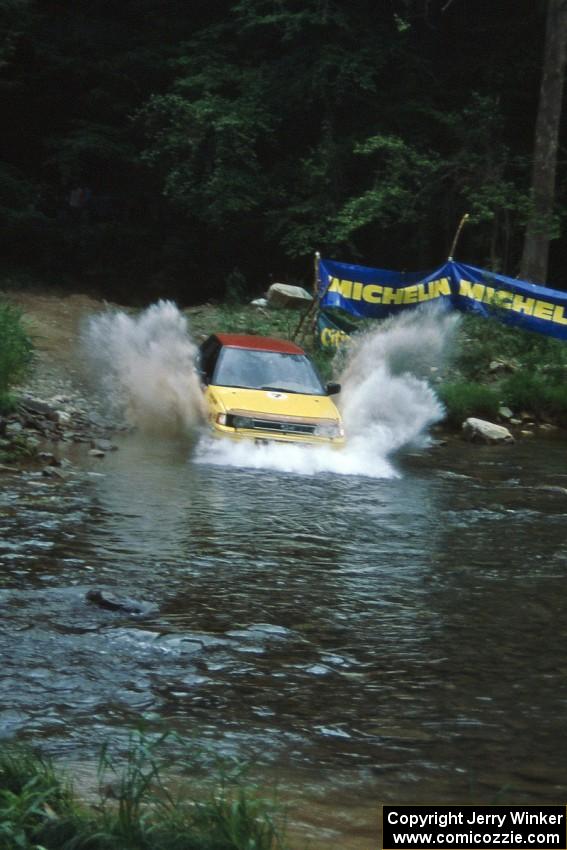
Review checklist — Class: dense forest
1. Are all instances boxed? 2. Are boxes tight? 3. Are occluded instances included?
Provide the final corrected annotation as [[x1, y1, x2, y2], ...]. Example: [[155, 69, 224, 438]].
[[1, 0, 566, 304]]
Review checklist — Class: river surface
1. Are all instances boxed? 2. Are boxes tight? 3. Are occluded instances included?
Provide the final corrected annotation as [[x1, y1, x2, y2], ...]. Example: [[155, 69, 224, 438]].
[[1, 434, 567, 847]]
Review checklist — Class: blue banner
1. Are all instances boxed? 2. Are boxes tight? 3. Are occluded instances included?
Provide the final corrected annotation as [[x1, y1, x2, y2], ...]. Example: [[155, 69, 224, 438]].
[[319, 258, 567, 341], [317, 309, 354, 349]]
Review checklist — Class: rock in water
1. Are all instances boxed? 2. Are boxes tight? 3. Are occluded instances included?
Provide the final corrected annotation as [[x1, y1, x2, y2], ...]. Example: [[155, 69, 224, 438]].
[[462, 417, 514, 444], [91, 438, 117, 452], [86, 589, 158, 616]]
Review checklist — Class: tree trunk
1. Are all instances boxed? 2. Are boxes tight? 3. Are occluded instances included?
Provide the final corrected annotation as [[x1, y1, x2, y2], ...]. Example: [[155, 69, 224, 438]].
[[520, 0, 567, 284]]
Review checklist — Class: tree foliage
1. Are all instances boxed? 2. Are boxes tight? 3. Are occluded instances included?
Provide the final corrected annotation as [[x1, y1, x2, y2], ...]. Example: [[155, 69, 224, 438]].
[[1, 0, 565, 301]]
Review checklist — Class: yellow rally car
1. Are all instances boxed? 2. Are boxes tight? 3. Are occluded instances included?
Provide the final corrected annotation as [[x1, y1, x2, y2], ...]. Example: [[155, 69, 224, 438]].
[[199, 333, 345, 447]]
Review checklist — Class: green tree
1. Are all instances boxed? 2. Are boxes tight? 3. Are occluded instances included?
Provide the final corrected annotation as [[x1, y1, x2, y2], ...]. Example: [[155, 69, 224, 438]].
[[520, 0, 567, 283]]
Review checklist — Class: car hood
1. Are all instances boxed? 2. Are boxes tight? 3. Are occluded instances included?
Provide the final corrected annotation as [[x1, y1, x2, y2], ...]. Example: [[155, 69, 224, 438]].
[[208, 385, 341, 421]]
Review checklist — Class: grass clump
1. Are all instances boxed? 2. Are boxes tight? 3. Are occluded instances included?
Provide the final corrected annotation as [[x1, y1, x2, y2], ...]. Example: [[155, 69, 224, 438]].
[[186, 303, 302, 345], [438, 382, 500, 427], [501, 372, 567, 421], [0, 301, 34, 411], [438, 312, 567, 426], [0, 733, 287, 850], [0, 746, 76, 850], [453, 313, 567, 381]]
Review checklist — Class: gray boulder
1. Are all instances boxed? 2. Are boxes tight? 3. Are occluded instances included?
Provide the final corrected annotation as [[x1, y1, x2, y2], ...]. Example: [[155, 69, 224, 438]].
[[462, 417, 514, 444], [267, 283, 313, 310]]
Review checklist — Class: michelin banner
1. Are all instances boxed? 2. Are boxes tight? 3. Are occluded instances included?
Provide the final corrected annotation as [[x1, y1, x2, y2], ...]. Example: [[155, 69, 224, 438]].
[[319, 257, 567, 342]]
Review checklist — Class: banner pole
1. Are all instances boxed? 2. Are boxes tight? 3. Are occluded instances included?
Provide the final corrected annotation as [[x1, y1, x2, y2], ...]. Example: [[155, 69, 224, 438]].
[[313, 250, 321, 295], [292, 251, 321, 342], [447, 213, 469, 261]]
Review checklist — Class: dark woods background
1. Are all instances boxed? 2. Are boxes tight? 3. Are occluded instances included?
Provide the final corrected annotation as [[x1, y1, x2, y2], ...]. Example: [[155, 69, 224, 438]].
[[2, 0, 565, 304]]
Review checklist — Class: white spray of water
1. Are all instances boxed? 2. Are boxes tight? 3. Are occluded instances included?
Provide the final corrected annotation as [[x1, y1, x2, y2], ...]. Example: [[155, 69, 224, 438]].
[[82, 300, 457, 477], [82, 300, 205, 434], [198, 305, 459, 478], [338, 305, 458, 451]]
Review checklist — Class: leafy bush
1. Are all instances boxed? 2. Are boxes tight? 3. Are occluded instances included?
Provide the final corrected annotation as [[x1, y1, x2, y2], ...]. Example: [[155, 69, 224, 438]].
[[501, 372, 567, 420], [0, 301, 33, 408], [438, 381, 500, 426]]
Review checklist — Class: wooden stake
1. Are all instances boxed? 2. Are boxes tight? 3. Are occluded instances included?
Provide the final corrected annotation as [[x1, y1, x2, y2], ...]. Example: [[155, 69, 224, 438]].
[[293, 251, 321, 341], [447, 213, 469, 261]]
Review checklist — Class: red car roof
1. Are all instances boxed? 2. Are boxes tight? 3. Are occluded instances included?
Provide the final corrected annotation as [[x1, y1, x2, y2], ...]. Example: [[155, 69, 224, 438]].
[[214, 333, 305, 354]]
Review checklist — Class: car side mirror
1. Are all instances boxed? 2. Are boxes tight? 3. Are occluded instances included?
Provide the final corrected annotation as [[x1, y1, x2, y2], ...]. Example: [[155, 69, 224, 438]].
[[326, 381, 341, 395]]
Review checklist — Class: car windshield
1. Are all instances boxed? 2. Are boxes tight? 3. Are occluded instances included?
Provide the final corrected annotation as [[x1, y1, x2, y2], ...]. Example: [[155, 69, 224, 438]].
[[212, 347, 325, 394]]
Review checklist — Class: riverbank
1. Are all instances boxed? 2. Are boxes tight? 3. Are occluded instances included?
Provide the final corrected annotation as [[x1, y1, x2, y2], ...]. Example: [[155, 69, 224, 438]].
[[0, 735, 288, 850], [0, 290, 127, 470], [1, 287, 567, 470]]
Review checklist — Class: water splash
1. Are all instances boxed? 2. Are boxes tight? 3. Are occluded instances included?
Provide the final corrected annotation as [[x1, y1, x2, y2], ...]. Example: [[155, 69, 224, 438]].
[[83, 300, 456, 475], [197, 306, 458, 478], [82, 300, 205, 434], [337, 305, 457, 453]]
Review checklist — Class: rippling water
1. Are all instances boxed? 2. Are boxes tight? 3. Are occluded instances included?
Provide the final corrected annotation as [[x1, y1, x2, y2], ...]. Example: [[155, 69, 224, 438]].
[[1, 435, 567, 846]]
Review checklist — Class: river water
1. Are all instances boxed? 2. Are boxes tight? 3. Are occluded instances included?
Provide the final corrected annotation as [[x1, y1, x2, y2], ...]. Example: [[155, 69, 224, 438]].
[[1, 432, 566, 846]]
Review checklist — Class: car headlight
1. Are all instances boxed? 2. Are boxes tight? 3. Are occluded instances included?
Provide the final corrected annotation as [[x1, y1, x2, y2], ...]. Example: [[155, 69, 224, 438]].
[[314, 421, 344, 438], [215, 413, 227, 425], [231, 414, 255, 429]]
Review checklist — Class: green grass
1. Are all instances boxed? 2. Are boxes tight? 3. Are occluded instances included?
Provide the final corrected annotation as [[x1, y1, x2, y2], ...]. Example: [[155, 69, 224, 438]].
[[438, 313, 567, 427], [185, 302, 308, 347], [501, 372, 567, 420], [0, 301, 34, 410], [452, 313, 567, 381], [0, 733, 287, 850], [437, 382, 500, 427]]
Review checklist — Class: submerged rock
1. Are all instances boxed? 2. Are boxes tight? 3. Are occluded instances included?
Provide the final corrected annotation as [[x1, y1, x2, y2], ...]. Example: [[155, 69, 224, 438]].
[[41, 466, 68, 480], [86, 589, 159, 616], [462, 417, 514, 444], [534, 485, 567, 497], [91, 438, 117, 452], [37, 451, 60, 466]]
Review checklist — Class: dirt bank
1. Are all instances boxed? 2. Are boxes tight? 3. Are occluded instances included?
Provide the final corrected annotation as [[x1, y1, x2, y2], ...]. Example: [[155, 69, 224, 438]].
[[0, 290, 123, 467]]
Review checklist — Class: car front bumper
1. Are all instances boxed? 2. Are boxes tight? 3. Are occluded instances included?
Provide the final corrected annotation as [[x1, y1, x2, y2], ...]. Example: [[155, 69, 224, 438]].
[[209, 421, 346, 449]]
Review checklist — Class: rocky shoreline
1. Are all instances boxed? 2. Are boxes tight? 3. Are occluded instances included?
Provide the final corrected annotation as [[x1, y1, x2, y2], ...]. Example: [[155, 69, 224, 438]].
[[0, 384, 123, 476]]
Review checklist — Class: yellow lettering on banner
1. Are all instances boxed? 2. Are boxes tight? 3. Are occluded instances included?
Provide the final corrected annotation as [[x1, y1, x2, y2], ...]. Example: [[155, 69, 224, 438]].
[[495, 291, 514, 309], [331, 276, 455, 306], [380, 287, 404, 305], [434, 278, 451, 297], [512, 294, 535, 315], [403, 286, 418, 304], [459, 279, 486, 301], [362, 284, 383, 304], [553, 305, 567, 325], [325, 270, 567, 331], [320, 326, 349, 348], [533, 299, 555, 321]]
